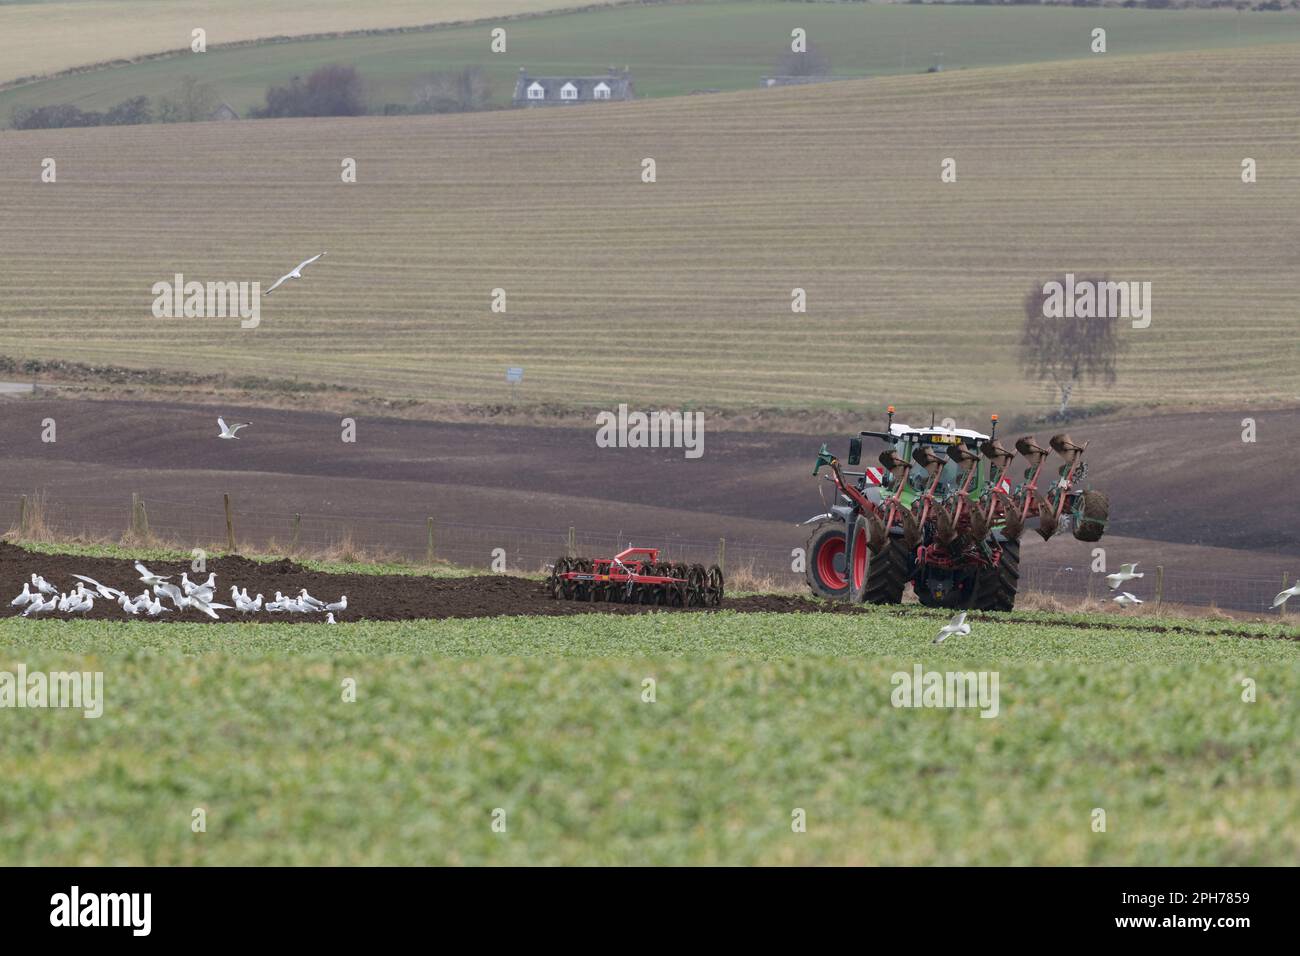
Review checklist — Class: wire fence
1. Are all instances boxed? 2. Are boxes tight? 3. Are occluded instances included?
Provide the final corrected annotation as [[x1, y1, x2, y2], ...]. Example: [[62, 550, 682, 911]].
[[0, 490, 1291, 615]]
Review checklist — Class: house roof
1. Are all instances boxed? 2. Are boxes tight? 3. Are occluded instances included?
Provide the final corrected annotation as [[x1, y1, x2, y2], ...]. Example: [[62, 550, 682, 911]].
[[513, 69, 633, 102]]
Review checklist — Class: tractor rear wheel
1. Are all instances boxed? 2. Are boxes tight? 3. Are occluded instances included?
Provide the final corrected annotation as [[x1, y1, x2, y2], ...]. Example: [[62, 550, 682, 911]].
[[971, 538, 1020, 612], [805, 519, 849, 600], [849, 515, 910, 605]]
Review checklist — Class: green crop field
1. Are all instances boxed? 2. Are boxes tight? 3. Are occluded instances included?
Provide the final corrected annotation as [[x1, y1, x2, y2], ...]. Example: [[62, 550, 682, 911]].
[[3, 42, 1298, 413], [7, 4, 1300, 118], [0, 0, 605, 88], [1, 609, 1296, 865]]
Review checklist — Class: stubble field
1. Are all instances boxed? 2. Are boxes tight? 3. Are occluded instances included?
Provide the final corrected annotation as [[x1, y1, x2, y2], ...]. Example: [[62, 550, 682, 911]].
[[2, 45, 1299, 414]]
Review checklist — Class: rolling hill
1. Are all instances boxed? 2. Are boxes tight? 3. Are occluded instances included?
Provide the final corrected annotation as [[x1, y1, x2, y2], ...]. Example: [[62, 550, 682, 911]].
[[0, 0, 607, 88], [6, 3, 1300, 118], [2, 43, 1298, 413]]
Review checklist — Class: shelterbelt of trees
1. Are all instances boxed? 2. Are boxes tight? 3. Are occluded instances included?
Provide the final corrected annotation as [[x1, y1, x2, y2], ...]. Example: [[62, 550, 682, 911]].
[[9, 63, 492, 130]]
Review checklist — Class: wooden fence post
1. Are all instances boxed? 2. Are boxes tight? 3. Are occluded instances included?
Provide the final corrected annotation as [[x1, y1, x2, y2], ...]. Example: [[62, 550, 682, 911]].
[[131, 492, 140, 536], [1086, 573, 1095, 605], [717, 537, 726, 573], [1154, 565, 1165, 614], [18, 494, 27, 534], [426, 516, 435, 564], [223, 494, 236, 552], [290, 513, 301, 552], [1282, 572, 1290, 619], [138, 500, 149, 539], [567, 526, 576, 558]]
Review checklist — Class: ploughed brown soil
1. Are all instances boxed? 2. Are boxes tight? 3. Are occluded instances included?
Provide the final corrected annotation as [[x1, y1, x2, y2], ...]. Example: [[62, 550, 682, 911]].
[[0, 541, 806, 624], [3, 544, 1293, 640], [1, 397, 1297, 612]]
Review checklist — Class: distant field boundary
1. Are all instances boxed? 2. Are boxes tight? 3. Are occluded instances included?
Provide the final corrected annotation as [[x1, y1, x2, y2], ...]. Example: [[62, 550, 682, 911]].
[[0, 0, 674, 95]]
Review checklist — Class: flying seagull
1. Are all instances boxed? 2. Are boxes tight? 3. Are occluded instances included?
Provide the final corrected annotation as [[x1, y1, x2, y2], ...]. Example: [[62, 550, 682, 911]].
[[1113, 592, 1144, 608], [1272, 581, 1300, 608], [70, 574, 123, 601], [263, 252, 325, 296], [218, 417, 251, 440], [933, 611, 971, 645], [1105, 563, 1143, 590], [134, 562, 171, 587], [182, 572, 216, 596]]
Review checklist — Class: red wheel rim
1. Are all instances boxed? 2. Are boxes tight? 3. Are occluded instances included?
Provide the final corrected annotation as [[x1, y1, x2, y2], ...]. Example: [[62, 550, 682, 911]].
[[815, 535, 847, 590], [851, 528, 867, 591]]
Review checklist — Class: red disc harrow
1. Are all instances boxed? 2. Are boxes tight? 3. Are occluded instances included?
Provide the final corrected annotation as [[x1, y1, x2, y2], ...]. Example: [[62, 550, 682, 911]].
[[548, 547, 723, 607]]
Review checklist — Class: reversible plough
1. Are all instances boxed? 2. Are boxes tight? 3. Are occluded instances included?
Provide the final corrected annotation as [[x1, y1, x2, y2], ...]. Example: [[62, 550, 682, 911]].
[[803, 407, 1110, 611]]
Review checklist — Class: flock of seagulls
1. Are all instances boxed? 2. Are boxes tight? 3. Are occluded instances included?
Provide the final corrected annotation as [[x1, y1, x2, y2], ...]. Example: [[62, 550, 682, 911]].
[[10, 563, 345, 622]]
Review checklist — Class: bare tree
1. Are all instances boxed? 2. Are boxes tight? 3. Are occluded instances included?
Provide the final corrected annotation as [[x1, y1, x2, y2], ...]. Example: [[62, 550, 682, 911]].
[[413, 67, 491, 113], [1019, 276, 1124, 419], [157, 75, 218, 122], [251, 65, 366, 118], [304, 65, 366, 116], [776, 41, 831, 77]]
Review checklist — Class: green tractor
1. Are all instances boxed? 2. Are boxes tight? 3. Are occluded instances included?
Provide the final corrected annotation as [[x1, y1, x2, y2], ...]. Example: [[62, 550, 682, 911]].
[[802, 407, 1109, 611]]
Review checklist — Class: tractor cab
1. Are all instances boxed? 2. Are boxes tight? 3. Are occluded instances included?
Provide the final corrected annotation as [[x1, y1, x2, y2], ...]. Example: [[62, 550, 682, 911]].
[[891, 425, 989, 500], [847, 420, 991, 505]]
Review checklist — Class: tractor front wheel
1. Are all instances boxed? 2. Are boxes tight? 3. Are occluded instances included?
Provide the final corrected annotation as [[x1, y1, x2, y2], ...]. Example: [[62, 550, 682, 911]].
[[805, 519, 849, 600], [849, 515, 909, 605]]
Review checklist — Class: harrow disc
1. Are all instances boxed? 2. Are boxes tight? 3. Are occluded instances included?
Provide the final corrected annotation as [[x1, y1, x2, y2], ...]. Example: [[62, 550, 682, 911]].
[[548, 557, 571, 599], [573, 557, 593, 601], [704, 565, 724, 607], [686, 564, 707, 607]]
